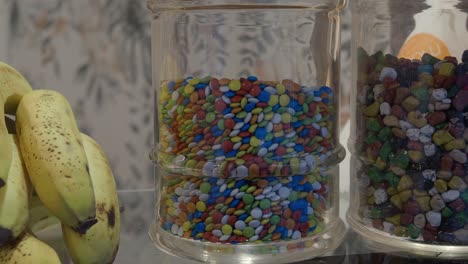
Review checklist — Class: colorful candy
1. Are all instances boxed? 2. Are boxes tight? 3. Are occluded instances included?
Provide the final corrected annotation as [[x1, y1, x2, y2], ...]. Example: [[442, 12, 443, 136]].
[[158, 77, 337, 178], [155, 76, 340, 244], [356, 49, 468, 244], [159, 171, 330, 243]]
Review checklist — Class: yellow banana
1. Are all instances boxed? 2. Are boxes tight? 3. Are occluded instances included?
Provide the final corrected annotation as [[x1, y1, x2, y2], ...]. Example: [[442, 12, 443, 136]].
[[0, 61, 33, 115], [0, 61, 32, 189], [15, 89, 96, 233], [0, 232, 61, 264], [0, 135, 30, 246], [0, 97, 11, 188], [62, 133, 120, 264], [28, 195, 60, 234]]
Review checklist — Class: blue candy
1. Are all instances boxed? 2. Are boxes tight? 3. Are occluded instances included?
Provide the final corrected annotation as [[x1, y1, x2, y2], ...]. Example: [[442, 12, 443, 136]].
[[292, 121, 303, 128], [226, 150, 237, 158], [241, 123, 250, 131], [215, 149, 224, 156], [300, 129, 309, 137], [195, 222, 206, 232], [258, 91, 270, 102], [223, 107, 232, 115], [247, 76, 258, 82], [255, 128, 267, 139], [300, 215, 308, 223], [194, 211, 202, 218], [230, 199, 240, 207], [294, 144, 304, 152], [194, 134, 203, 142], [244, 102, 256, 112], [225, 91, 236, 97], [242, 137, 250, 144], [195, 83, 207, 89], [273, 137, 282, 144], [239, 214, 248, 221], [320, 86, 332, 94], [235, 180, 246, 188], [303, 182, 313, 192], [168, 81, 176, 91], [207, 198, 216, 205]]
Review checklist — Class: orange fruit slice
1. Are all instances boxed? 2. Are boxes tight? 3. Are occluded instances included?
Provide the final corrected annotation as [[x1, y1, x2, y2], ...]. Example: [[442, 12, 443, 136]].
[[398, 33, 451, 60]]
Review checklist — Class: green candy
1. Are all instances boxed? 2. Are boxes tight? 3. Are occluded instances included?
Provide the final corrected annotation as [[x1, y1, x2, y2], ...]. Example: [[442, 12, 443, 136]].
[[407, 224, 420, 239], [200, 76, 212, 83], [369, 207, 383, 219], [410, 86, 429, 101], [389, 152, 410, 169], [270, 215, 280, 225], [366, 118, 381, 132], [461, 190, 468, 203], [378, 127, 392, 141], [241, 97, 248, 108], [200, 182, 211, 194], [205, 112, 216, 123], [379, 141, 392, 161], [289, 191, 298, 202], [242, 194, 254, 204], [368, 166, 385, 183], [421, 53, 441, 65], [365, 134, 378, 145], [243, 227, 255, 238], [260, 199, 271, 209], [447, 85, 459, 98], [236, 111, 247, 119], [442, 207, 453, 218], [386, 172, 400, 188]]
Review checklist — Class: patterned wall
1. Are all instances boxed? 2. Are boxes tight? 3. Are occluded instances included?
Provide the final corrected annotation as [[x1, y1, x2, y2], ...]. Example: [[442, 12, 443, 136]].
[[1, 0, 154, 190]]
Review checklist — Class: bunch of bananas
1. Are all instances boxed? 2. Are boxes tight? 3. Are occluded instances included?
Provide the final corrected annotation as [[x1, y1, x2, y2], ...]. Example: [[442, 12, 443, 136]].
[[0, 62, 120, 264]]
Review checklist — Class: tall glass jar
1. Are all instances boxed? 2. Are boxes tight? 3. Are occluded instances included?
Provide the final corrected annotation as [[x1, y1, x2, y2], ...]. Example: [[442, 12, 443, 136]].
[[348, 0, 468, 258], [147, 1, 347, 263]]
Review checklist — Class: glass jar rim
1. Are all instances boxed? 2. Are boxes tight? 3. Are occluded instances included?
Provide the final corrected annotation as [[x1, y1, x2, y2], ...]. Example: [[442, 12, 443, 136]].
[[147, 0, 347, 12]]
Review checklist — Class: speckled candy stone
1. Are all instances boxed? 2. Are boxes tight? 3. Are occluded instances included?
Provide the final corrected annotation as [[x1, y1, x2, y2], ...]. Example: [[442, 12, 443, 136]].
[[357, 50, 468, 244]]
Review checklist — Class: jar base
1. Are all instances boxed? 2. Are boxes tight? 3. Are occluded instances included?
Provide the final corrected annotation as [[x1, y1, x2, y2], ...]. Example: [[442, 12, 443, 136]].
[[347, 211, 468, 260], [149, 219, 346, 263]]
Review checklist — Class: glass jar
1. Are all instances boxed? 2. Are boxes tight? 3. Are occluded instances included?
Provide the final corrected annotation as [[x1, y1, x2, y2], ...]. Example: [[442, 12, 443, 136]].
[[147, 0, 347, 263], [348, 0, 468, 258]]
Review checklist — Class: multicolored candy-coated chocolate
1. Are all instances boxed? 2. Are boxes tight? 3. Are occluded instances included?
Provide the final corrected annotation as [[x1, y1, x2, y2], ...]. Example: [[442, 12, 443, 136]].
[[155, 76, 339, 244], [158, 77, 337, 178], [159, 170, 330, 243]]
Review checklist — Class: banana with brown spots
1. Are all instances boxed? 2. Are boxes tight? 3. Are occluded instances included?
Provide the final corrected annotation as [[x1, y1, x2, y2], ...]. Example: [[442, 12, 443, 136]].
[[62, 133, 120, 264], [0, 232, 61, 264], [15, 90, 96, 233], [0, 135, 30, 246], [0, 62, 33, 188]]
